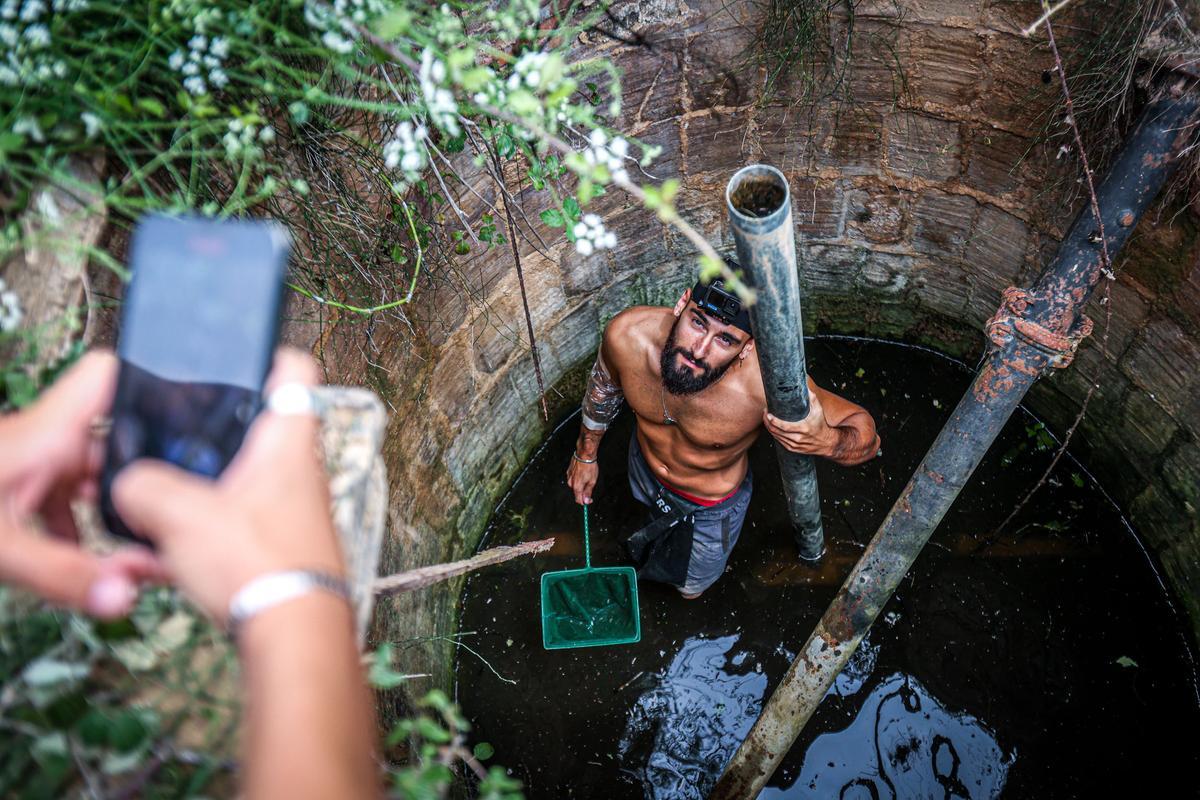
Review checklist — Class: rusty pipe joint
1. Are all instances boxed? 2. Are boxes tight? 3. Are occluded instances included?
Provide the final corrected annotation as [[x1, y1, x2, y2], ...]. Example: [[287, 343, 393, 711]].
[[985, 287, 1094, 370]]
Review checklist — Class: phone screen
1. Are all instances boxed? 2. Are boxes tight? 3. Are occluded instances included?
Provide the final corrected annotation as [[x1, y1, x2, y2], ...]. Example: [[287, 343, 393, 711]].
[[100, 216, 290, 540]]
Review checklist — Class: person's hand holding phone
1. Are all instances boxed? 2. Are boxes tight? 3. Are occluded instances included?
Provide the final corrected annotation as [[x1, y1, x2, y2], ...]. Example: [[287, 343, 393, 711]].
[[0, 352, 164, 617], [112, 348, 346, 623]]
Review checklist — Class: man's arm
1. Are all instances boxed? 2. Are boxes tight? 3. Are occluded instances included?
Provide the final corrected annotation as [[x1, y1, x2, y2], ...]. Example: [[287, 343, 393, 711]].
[[566, 329, 625, 504], [763, 378, 880, 467]]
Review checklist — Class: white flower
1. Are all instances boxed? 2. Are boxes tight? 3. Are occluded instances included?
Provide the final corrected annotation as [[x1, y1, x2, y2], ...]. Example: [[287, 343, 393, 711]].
[[209, 68, 228, 88], [582, 131, 630, 183], [382, 119, 427, 175], [210, 37, 228, 58], [23, 22, 48, 47], [181, 60, 198, 76], [572, 212, 616, 256], [80, 110, 101, 137], [0, 64, 17, 85], [52, 0, 88, 10], [168, 50, 185, 70], [19, 0, 44, 22], [419, 47, 459, 136], [13, 115, 43, 142], [258, 125, 275, 143], [183, 75, 206, 95], [321, 30, 352, 53], [1, 0, 16, 20], [0, 280, 23, 333], [0, 24, 15, 46], [188, 34, 207, 53]]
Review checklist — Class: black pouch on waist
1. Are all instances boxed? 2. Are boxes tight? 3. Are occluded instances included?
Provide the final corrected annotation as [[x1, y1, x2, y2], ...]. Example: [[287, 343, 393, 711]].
[[623, 490, 699, 587]]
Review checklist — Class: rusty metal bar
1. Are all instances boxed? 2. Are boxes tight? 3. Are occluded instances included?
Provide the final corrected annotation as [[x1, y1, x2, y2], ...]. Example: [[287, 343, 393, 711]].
[[727, 164, 825, 560], [710, 92, 1199, 799]]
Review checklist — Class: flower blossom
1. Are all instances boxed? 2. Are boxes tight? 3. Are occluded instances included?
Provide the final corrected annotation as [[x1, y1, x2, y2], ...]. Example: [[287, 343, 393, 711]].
[[573, 213, 616, 256], [382, 120, 427, 176], [419, 47, 460, 137], [170, 33, 230, 95], [583, 129, 629, 183], [0, 277, 23, 333]]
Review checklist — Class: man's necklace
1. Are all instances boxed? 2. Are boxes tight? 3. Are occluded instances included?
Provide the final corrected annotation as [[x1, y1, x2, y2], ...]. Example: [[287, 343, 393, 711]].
[[660, 383, 677, 426]]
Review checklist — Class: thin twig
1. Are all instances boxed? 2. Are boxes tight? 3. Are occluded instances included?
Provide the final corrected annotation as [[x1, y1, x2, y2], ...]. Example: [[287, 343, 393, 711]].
[[1022, 0, 1076, 37], [373, 538, 555, 596], [487, 137, 551, 421]]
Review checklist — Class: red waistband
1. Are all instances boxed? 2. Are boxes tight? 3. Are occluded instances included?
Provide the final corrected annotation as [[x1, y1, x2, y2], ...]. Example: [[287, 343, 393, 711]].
[[656, 476, 738, 507]]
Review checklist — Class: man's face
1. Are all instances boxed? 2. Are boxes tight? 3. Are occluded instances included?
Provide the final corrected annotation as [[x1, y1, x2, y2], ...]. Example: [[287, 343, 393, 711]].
[[660, 302, 748, 396]]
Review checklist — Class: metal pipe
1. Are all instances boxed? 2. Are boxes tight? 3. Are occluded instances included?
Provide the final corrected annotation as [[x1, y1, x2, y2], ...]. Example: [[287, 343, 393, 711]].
[[710, 91, 1199, 799], [726, 164, 825, 560]]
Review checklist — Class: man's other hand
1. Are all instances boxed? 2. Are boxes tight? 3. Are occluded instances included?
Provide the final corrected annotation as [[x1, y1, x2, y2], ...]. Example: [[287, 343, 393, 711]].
[[0, 352, 166, 618], [566, 456, 598, 505], [762, 387, 837, 456]]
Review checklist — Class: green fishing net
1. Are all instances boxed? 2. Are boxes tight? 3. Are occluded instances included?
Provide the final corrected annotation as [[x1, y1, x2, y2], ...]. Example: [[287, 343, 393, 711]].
[[540, 506, 640, 650]]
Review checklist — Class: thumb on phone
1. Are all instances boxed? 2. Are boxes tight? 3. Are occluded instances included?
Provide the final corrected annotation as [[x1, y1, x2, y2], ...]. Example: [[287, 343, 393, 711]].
[[112, 460, 216, 546]]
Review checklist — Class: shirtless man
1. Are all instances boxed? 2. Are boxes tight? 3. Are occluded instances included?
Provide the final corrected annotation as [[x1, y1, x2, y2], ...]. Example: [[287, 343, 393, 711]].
[[565, 272, 880, 598]]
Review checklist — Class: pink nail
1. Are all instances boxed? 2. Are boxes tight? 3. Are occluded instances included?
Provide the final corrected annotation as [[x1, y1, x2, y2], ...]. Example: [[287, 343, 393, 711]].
[[87, 576, 136, 618]]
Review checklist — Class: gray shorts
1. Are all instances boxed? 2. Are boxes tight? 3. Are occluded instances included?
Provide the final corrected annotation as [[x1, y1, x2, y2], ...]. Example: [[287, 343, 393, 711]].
[[626, 433, 753, 595]]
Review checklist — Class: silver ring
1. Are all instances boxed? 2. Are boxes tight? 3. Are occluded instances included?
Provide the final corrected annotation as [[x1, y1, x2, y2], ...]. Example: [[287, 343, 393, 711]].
[[266, 382, 318, 417]]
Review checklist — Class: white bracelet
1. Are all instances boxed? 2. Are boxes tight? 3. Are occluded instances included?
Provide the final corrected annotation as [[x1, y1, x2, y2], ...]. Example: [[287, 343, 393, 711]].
[[227, 570, 351, 639]]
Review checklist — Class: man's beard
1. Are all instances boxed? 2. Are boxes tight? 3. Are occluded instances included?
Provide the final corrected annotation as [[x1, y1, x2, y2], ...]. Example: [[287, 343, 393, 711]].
[[660, 319, 735, 396]]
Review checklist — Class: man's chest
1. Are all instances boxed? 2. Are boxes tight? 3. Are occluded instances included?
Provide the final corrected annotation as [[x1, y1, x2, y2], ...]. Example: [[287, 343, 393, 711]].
[[624, 376, 759, 448]]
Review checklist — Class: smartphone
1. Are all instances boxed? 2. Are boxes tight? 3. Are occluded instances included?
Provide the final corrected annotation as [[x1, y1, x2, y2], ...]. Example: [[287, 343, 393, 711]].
[[99, 215, 291, 541]]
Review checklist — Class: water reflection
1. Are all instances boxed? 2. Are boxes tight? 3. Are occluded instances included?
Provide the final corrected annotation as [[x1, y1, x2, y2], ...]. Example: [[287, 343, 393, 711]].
[[618, 634, 767, 799], [766, 672, 1014, 799]]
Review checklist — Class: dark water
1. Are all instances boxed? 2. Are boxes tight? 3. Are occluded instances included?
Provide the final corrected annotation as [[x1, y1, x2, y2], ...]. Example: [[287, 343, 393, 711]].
[[455, 337, 1200, 799]]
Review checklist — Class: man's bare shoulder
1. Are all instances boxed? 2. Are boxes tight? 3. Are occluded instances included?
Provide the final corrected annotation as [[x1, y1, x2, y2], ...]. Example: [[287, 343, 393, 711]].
[[601, 306, 670, 380], [604, 306, 669, 350]]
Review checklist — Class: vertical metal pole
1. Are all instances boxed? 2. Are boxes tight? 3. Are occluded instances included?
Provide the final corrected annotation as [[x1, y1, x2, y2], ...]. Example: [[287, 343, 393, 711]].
[[726, 164, 825, 560], [710, 92, 1199, 799]]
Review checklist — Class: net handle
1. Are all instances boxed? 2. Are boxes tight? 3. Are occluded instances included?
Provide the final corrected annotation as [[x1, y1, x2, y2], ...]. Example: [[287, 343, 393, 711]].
[[583, 504, 591, 569]]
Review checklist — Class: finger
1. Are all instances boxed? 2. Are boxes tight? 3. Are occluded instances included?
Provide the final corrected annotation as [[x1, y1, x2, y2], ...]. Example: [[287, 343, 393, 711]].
[[263, 347, 321, 395], [40, 495, 80, 542], [230, 349, 322, 477], [104, 547, 170, 585], [112, 460, 217, 546], [0, 526, 133, 618], [32, 351, 119, 430]]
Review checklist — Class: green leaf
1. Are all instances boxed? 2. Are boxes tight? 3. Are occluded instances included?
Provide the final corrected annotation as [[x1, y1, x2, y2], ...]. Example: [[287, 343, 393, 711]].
[[415, 716, 453, 744], [496, 134, 515, 159], [540, 208, 565, 228], [136, 98, 165, 118], [0, 132, 24, 153], [4, 370, 38, 408], [23, 658, 89, 688], [563, 197, 580, 220], [473, 742, 495, 761], [109, 710, 151, 752], [1070, 472, 1085, 488], [289, 101, 310, 125], [1115, 656, 1138, 668], [578, 179, 595, 205], [507, 89, 540, 115], [77, 710, 111, 748], [374, 9, 412, 38]]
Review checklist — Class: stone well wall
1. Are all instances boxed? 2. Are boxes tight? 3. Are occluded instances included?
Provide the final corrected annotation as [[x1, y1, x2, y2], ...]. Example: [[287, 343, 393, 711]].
[[298, 0, 1200, 692]]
